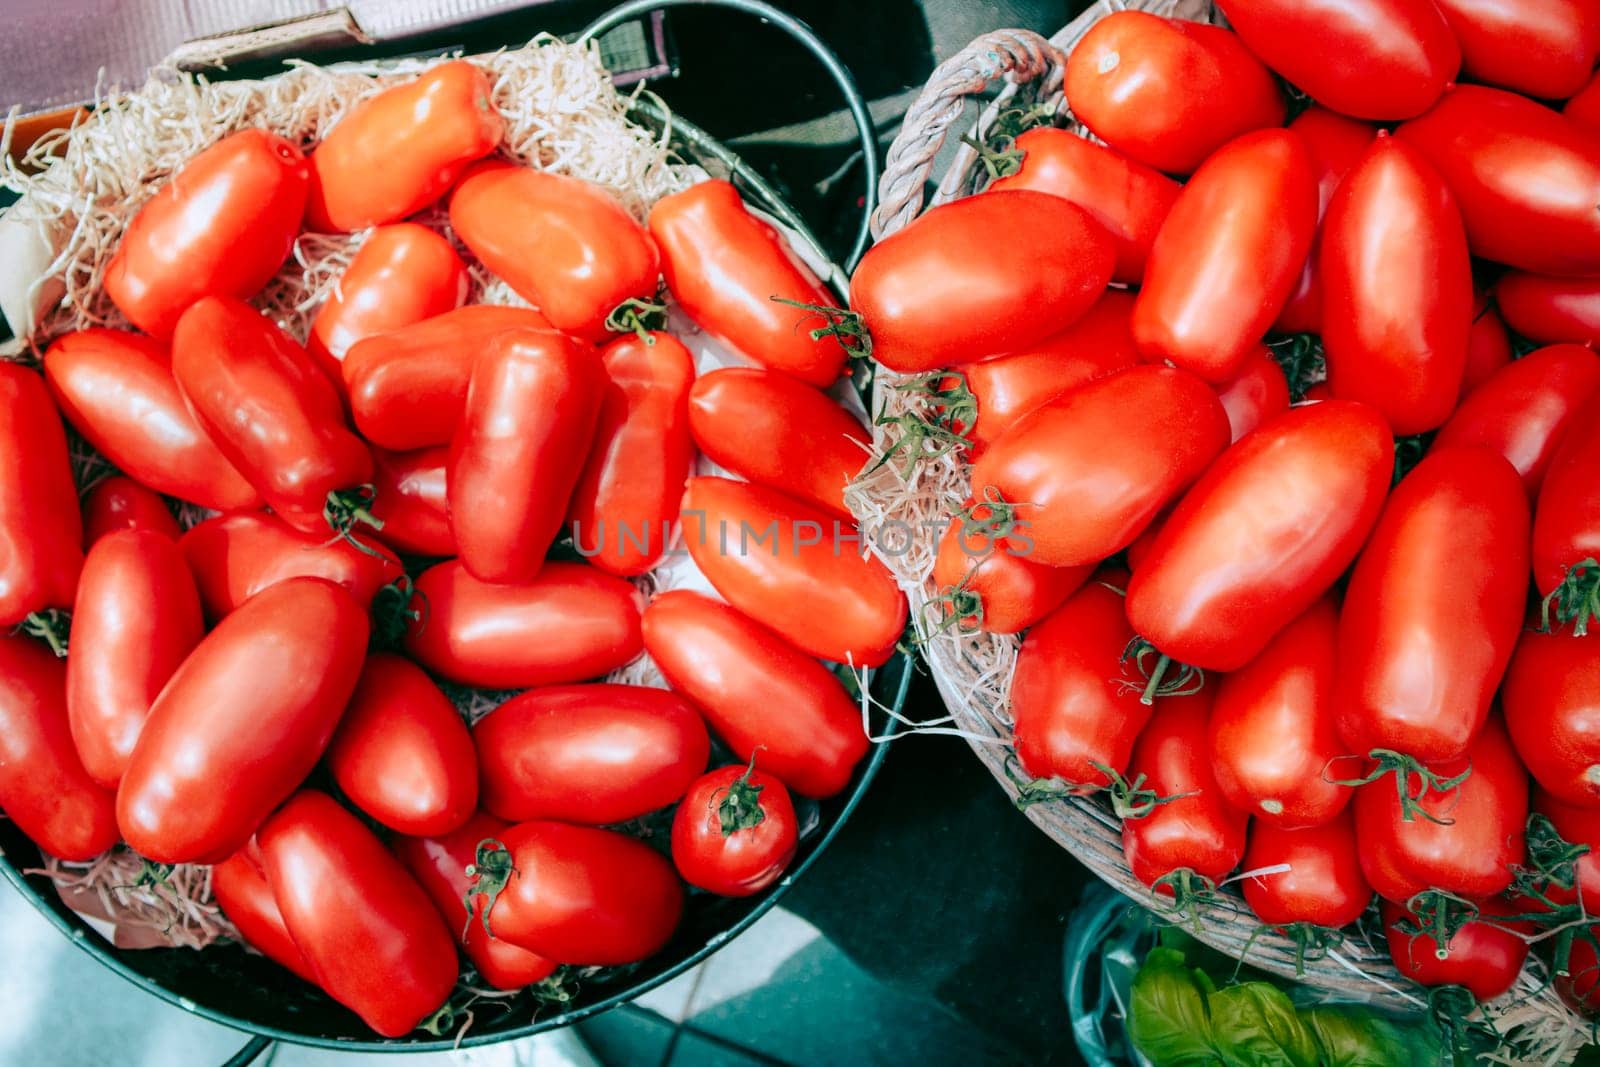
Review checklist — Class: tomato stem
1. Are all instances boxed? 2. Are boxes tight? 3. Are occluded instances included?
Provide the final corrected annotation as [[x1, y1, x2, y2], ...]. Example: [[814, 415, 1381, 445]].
[[1327, 748, 1471, 824], [1267, 333, 1325, 403], [461, 837, 516, 941], [769, 297, 871, 360], [1402, 889, 1482, 959], [604, 296, 668, 342], [1149, 867, 1219, 934], [713, 753, 768, 836], [1090, 761, 1197, 820], [19, 609, 70, 657], [1119, 637, 1204, 706], [958, 132, 1024, 182], [1540, 558, 1600, 637], [323, 485, 387, 560], [370, 577, 427, 650], [893, 371, 976, 442]]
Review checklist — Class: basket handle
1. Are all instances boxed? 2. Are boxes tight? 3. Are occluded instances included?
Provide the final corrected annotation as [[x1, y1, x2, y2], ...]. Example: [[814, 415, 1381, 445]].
[[872, 29, 1067, 241]]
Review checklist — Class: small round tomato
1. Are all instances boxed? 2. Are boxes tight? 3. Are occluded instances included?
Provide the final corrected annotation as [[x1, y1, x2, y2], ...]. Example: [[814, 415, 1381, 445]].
[[648, 180, 847, 387], [1336, 448, 1529, 761], [80, 477, 180, 547], [391, 812, 556, 991], [1381, 898, 1529, 1002], [117, 578, 369, 864], [343, 306, 552, 451], [1534, 390, 1600, 622], [0, 634, 119, 860], [1209, 596, 1350, 828], [1064, 12, 1284, 174], [929, 501, 1089, 634], [325, 654, 477, 836], [972, 365, 1231, 568], [306, 223, 468, 377], [671, 763, 798, 897], [1461, 292, 1513, 400], [403, 559, 643, 690], [1435, 344, 1600, 496], [1497, 272, 1600, 349], [481, 820, 683, 966], [211, 840, 319, 984], [306, 60, 503, 232], [1213, 349, 1290, 443], [0, 363, 83, 626], [172, 297, 372, 535], [67, 530, 203, 788], [1321, 134, 1472, 435], [179, 512, 403, 621], [258, 791, 458, 1037], [570, 332, 697, 575], [105, 129, 309, 338], [450, 162, 659, 342], [1134, 130, 1319, 383], [449, 328, 604, 584], [43, 329, 261, 512], [851, 190, 1115, 374], [1240, 812, 1371, 929], [1354, 716, 1527, 904], [474, 684, 708, 825], [1216, 0, 1458, 120], [369, 447, 452, 558], [1433, 0, 1599, 100], [641, 590, 868, 799], [1010, 573, 1152, 791], [687, 367, 867, 521], [682, 477, 906, 667], [1504, 628, 1600, 809], [989, 129, 1180, 282]]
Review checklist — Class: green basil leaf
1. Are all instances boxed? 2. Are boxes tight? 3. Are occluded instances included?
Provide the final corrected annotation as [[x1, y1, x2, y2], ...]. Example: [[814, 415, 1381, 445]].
[[1206, 982, 1319, 1067], [1305, 1004, 1444, 1067], [1129, 947, 1223, 1066]]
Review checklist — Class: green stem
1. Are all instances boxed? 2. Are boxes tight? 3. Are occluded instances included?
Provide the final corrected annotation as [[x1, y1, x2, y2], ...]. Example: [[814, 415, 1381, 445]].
[[1540, 558, 1600, 637], [604, 296, 667, 342], [769, 297, 871, 360], [462, 838, 516, 941], [19, 609, 70, 657], [1140, 654, 1171, 706]]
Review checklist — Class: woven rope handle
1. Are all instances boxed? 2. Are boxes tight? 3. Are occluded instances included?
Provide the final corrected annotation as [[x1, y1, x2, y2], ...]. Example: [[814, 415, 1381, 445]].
[[871, 28, 1067, 240]]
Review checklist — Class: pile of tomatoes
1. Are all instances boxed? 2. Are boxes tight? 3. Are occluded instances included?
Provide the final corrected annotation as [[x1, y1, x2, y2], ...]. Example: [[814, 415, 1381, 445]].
[[0, 57, 908, 1037], [849, 0, 1600, 1015]]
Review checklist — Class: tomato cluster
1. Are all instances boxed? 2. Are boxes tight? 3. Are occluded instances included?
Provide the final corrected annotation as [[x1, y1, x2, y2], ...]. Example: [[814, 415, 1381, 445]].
[[851, 1, 1600, 1012], [1, 58, 905, 1038]]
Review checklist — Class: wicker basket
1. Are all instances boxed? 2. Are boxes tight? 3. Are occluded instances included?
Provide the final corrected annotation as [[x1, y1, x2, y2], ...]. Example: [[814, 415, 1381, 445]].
[[851, 0, 1586, 1045]]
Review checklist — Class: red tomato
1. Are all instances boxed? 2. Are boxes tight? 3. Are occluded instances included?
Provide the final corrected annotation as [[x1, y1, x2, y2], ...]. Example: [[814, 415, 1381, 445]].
[[1134, 130, 1319, 383], [1215, 0, 1459, 120], [325, 654, 477, 836], [43, 329, 261, 512], [179, 512, 403, 621], [258, 791, 458, 1037], [391, 812, 556, 990], [450, 162, 660, 343], [105, 130, 309, 338], [988, 128, 1180, 281], [1213, 350, 1290, 443], [1354, 716, 1527, 903], [569, 333, 696, 575], [172, 297, 372, 535], [1462, 293, 1513, 400], [0, 635, 119, 860], [1534, 390, 1600, 610], [403, 559, 643, 690], [972, 365, 1231, 568], [306, 60, 503, 232], [306, 224, 468, 377], [117, 578, 368, 863], [641, 590, 868, 798], [1273, 107, 1377, 335], [1558, 928, 1600, 1015], [687, 367, 866, 521], [1127, 401, 1393, 672], [475, 684, 707, 825], [956, 289, 1138, 452], [1010, 574, 1152, 790], [369, 447, 452, 557], [1435, 344, 1600, 496], [80, 477, 180, 547], [1209, 597, 1351, 828], [1504, 629, 1600, 808], [648, 179, 846, 387], [343, 306, 553, 451], [1321, 134, 1472, 434], [0, 364, 82, 627], [1568, 69, 1600, 132], [449, 328, 604, 583], [1336, 449, 1529, 761], [1433, 0, 1599, 100], [66, 530, 202, 789], [1497, 272, 1600, 348], [671, 763, 798, 897], [1534, 788, 1600, 910], [1381, 899, 1529, 1002], [850, 190, 1115, 374], [681, 477, 906, 667], [211, 841, 319, 984], [1240, 812, 1372, 928], [930, 501, 1089, 634], [1397, 86, 1600, 276], [1063, 12, 1284, 174], [1121, 690, 1249, 890], [482, 820, 683, 965]]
